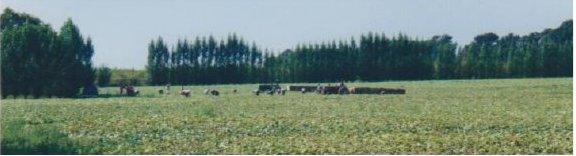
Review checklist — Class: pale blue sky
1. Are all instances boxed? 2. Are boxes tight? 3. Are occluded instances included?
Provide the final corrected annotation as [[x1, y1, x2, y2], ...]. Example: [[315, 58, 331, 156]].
[[1, 0, 572, 69]]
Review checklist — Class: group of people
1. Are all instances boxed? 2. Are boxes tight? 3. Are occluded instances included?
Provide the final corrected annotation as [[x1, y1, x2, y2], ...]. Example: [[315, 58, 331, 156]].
[[156, 84, 221, 97]]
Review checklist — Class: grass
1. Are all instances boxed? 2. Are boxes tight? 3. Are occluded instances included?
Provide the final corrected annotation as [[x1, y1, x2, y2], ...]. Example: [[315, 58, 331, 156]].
[[1, 78, 572, 154]]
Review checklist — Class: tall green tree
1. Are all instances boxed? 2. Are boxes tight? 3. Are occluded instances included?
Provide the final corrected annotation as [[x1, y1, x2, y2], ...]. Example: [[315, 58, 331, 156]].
[[55, 19, 88, 97], [1, 9, 95, 98], [146, 37, 170, 85]]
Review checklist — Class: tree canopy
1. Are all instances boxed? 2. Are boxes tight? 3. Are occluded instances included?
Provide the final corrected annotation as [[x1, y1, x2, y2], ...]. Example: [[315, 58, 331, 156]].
[[1, 8, 95, 98], [147, 19, 571, 85]]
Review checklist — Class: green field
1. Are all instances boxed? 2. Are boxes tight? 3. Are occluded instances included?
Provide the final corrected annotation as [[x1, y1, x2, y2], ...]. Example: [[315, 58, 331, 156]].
[[1, 78, 572, 154]]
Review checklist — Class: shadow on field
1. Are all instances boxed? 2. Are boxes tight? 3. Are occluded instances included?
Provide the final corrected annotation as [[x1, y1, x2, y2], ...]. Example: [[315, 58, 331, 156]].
[[3, 93, 157, 99], [1, 120, 93, 154], [74, 93, 158, 99]]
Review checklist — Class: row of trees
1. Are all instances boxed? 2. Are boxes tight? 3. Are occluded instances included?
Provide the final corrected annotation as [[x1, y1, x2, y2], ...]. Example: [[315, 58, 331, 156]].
[[147, 19, 571, 85], [456, 21, 572, 78], [147, 34, 267, 85], [264, 34, 457, 82], [2, 8, 569, 98], [1, 8, 95, 98]]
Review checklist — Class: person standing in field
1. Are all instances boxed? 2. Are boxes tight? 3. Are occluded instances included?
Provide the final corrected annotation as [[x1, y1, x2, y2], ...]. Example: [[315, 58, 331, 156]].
[[166, 84, 171, 94], [338, 81, 349, 94], [119, 83, 126, 95]]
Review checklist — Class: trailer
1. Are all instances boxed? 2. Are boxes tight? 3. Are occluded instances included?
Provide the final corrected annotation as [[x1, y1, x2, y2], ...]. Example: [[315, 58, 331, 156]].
[[286, 85, 318, 92], [258, 84, 281, 92], [349, 87, 406, 94]]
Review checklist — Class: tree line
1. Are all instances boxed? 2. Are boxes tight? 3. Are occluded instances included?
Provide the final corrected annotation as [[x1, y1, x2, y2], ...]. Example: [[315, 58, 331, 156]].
[[0, 8, 571, 98], [1, 8, 95, 98], [456, 22, 572, 78], [147, 20, 572, 84], [147, 34, 267, 85]]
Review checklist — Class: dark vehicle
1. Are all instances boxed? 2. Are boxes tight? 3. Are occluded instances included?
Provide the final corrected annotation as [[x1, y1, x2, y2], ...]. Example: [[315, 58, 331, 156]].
[[257, 84, 281, 92]]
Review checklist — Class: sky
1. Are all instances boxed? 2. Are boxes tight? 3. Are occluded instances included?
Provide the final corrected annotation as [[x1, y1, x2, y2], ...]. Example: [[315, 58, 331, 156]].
[[1, 0, 572, 69]]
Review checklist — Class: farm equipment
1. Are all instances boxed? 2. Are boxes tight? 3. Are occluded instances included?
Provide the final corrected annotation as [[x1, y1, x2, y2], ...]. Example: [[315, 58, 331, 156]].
[[317, 86, 350, 95], [314, 82, 405, 95], [286, 85, 318, 92], [255, 83, 286, 95], [349, 87, 406, 94], [257, 82, 406, 95], [258, 84, 281, 92], [119, 85, 139, 96]]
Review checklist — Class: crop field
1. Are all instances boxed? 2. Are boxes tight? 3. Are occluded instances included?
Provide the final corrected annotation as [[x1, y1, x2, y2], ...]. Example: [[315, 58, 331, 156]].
[[1, 78, 572, 154]]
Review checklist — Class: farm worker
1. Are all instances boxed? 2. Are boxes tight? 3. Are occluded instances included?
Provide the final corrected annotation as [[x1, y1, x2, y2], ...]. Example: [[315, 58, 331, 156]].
[[166, 84, 171, 94], [119, 84, 126, 95], [338, 81, 348, 94]]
